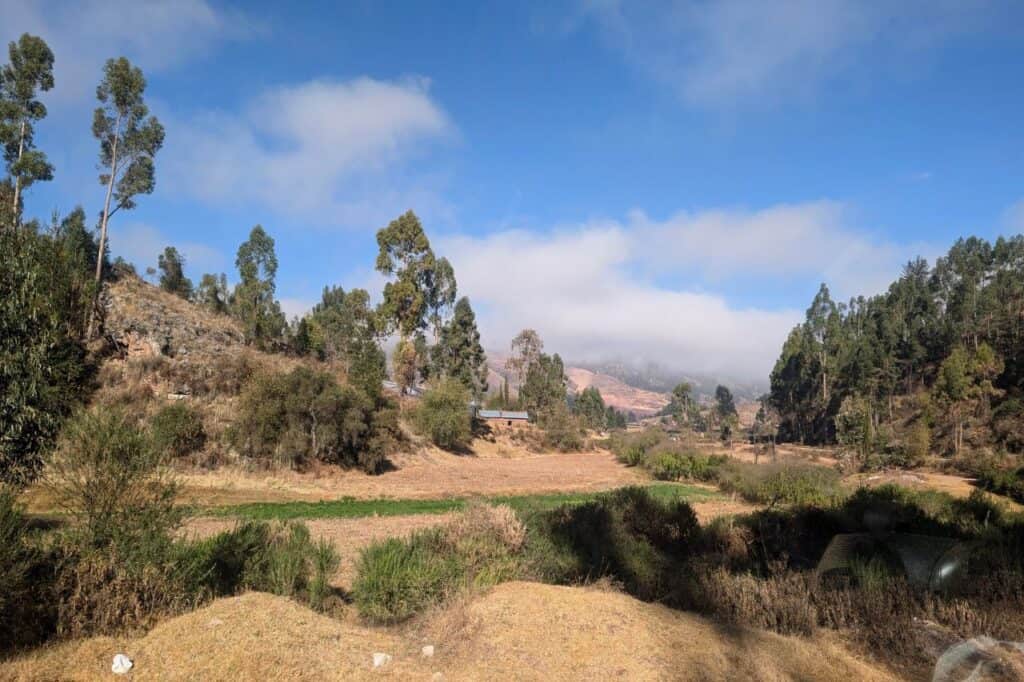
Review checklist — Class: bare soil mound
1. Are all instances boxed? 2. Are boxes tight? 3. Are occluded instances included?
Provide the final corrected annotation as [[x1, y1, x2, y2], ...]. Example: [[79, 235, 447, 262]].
[[4, 583, 897, 681]]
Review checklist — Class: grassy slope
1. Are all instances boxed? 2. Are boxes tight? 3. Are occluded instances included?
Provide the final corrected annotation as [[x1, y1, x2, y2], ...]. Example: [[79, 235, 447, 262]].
[[205, 483, 721, 521]]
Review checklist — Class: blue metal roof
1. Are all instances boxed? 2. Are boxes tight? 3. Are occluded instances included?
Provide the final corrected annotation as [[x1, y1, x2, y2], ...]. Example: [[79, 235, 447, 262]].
[[478, 410, 529, 420]]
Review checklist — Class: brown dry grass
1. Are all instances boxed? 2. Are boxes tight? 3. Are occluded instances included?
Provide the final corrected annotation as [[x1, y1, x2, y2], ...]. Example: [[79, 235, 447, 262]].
[[174, 449, 645, 507], [3, 583, 898, 681]]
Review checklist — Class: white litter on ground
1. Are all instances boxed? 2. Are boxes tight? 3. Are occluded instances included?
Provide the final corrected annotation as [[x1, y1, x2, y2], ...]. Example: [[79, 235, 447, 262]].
[[111, 654, 133, 674]]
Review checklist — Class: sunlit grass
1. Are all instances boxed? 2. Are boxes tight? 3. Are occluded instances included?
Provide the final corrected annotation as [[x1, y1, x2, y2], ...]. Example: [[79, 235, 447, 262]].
[[206, 483, 721, 521]]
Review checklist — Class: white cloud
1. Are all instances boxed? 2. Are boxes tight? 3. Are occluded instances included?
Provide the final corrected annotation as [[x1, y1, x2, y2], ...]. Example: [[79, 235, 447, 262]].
[[575, 0, 1002, 107], [165, 77, 454, 225], [628, 201, 919, 296], [0, 0, 257, 104], [440, 200, 934, 379], [442, 226, 800, 380], [113, 223, 224, 277]]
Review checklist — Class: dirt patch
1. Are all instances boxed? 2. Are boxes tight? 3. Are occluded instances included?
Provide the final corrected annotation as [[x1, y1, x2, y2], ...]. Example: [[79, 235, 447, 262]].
[[4, 583, 898, 681], [847, 470, 1024, 510], [172, 450, 645, 508], [698, 440, 843, 468]]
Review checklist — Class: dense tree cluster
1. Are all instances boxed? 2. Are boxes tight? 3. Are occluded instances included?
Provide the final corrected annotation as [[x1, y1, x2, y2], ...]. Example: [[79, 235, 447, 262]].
[[769, 237, 1024, 461], [1, 215, 96, 484], [572, 386, 628, 431]]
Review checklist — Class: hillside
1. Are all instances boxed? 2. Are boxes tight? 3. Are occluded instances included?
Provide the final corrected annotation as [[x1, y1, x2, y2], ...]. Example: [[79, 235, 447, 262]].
[[576, 359, 767, 401], [4, 583, 896, 681], [486, 352, 671, 417], [565, 366, 669, 417]]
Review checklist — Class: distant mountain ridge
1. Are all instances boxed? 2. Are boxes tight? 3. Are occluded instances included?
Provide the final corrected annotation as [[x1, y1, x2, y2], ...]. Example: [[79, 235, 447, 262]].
[[572, 360, 766, 402], [484, 350, 763, 417]]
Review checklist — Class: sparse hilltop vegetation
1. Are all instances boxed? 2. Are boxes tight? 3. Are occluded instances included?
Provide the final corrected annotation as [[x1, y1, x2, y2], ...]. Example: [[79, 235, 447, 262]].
[[3, 22, 1024, 682]]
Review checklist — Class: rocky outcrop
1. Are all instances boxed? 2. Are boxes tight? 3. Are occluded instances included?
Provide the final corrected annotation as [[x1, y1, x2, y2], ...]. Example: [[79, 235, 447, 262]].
[[101, 275, 245, 361]]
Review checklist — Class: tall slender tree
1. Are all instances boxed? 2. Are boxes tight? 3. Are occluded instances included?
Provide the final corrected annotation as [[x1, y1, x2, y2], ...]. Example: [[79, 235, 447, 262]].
[[0, 34, 54, 228], [88, 57, 164, 335], [506, 329, 543, 387], [431, 296, 488, 398], [375, 210, 436, 340], [232, 225, 285, 346]]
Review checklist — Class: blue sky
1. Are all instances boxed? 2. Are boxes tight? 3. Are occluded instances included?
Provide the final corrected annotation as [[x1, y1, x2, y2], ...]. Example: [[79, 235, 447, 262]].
[[4, 0, 1024, 379]]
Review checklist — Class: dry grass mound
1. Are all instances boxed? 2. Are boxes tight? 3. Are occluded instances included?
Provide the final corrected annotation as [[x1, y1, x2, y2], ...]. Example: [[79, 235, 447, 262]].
[[5, 582, 898, 681], [438, 582, 897, 681], [2, 592, 421, 681]]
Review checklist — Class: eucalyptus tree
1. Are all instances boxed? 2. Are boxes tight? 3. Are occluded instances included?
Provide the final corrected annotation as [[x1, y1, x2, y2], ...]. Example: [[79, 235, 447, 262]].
[[195, 273, 229, 314], [157, 246, 192, 299], [0, 34, 54, 227], [375, 210, 437, 341], [425, 256, 457, 343], [431, 296, 488, 398], [506, 329, 543, 386], [232, 225, 285, 346], [89, 57, 164, 334]]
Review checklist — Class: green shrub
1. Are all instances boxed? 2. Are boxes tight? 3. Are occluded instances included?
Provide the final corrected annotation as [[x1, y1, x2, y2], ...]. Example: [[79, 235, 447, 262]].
[[975, 466, 1024, 504], [150, 402, 206, 458], [184, 521, 271, 597], [415, 378, 472, 450], [538, 401, 584, 452], [622, 445, 645, 467], [47, 410, 181, 556], [354, 530, 463, 623], [715, 461, 843, 507], [0, 487, 56, 651], [608, 428, 663, 465], [646, 449, 726, 482], [309, 538, 341, 612], [230, 366, 395, 473], [353, 502, 528, 622], [902, 421, 931, 467], [1, 225, 93, 486], [524, 487, 699, 602], [181, 520, 339, 610]]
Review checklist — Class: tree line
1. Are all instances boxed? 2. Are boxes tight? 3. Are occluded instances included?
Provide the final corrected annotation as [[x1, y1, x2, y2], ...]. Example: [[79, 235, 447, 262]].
[[768, 236, 1024, 466], [0, 33, 498, 481]]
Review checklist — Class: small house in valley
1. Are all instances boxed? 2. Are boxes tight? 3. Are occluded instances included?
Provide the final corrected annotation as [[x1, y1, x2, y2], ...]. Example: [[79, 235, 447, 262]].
[[477, 409, 530, 429]]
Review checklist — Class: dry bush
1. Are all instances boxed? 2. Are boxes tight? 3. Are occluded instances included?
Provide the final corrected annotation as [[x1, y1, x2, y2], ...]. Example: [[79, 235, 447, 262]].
[[55, 549, 199, 638], [192, 353, 258, 397], [694, 566, 817, 636], [699, 516, 753, 568], [445, 501, 526, 553]]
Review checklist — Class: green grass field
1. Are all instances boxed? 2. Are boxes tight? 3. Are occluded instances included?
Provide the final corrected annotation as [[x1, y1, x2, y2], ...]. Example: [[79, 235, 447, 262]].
[[206, 483, 722, 521]]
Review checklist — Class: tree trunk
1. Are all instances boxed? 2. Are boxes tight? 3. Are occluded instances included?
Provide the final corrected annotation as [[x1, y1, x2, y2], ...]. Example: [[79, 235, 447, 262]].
[[87, 116, 122, 339], [10, 120, 26, 228]]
